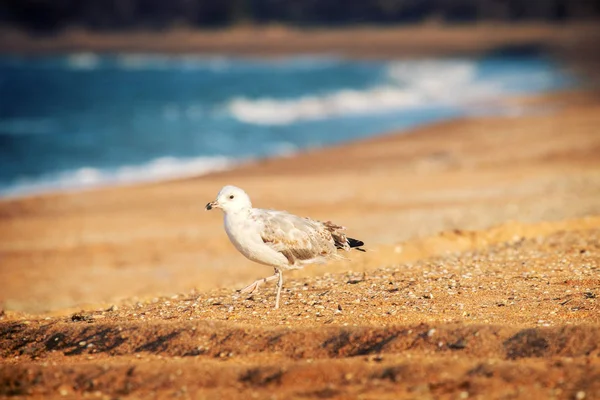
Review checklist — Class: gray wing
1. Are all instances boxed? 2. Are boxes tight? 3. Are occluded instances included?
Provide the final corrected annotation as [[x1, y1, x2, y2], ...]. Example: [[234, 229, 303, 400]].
[[253, 209, 338, 266]]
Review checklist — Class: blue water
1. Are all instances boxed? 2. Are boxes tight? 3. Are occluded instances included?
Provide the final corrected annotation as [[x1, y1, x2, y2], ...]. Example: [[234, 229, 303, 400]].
[[0, 53, 575, 197]]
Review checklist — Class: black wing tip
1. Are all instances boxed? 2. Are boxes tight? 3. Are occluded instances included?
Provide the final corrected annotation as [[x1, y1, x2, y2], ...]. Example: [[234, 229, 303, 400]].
[[348, 237, 366, 252]]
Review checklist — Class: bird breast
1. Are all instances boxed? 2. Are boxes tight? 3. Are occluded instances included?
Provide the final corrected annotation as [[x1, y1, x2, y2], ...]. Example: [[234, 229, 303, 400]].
[[223, 212, 287, 267]]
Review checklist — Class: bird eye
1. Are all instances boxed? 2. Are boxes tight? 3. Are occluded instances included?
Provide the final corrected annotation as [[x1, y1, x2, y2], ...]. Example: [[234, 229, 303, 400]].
[[229, 195, 234, 199]]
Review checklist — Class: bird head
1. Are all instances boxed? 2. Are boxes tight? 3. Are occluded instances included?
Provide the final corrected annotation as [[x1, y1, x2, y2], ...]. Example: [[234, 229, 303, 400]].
[[205, 185, 252, 213]]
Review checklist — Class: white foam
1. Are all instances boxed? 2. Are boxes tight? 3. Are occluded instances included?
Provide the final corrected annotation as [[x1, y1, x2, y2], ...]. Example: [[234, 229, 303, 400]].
[[67, 53, 100, 70], [1, 156, 233, 198], [225, 60, 505, 125], [114, 54, 341, 71], [227, 87, 425, 125], [116, 54, 230, 71], [386, 60, 498, 101]]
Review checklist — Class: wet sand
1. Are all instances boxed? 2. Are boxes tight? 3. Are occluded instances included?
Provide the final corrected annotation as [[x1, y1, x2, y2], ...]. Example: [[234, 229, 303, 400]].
[[0, 85, 599, 398]]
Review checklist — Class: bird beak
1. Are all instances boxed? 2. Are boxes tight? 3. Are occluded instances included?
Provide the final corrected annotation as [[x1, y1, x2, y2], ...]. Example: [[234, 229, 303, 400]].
[[205, 200, 219, 211]]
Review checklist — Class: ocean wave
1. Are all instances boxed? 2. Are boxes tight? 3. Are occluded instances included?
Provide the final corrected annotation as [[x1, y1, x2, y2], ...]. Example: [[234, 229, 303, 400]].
[[226, 87, 426, 125], [225, 59, 505, 125], [115, 54, 342, 71], [386, 60, 496, 100], [0, 156, 233, 198], [16, 52, 343, 72], [116, 54, 229, 71]]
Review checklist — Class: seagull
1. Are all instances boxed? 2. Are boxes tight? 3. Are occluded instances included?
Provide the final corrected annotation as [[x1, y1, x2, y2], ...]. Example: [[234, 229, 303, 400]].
[[205, 185, 365, 309]]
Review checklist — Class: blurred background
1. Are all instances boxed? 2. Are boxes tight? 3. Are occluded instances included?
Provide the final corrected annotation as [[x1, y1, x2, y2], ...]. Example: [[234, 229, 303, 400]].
[[1, 0, 599, 31], [0, 0, 598, 197]]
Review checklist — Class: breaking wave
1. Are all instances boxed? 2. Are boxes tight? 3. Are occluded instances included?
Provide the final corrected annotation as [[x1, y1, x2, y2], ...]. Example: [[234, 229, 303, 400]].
[[115, 54, 342, 71], [225, 60, 522, 125], [61, 53, 344, 72], [67, 53, 101, 70]]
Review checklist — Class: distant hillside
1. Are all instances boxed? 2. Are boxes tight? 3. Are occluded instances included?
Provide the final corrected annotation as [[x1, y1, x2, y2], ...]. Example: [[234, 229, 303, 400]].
[[1, 0, 599, 33]]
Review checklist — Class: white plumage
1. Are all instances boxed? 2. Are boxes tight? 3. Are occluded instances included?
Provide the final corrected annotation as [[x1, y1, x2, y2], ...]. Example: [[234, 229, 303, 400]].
[[206, 185, 365, 308]]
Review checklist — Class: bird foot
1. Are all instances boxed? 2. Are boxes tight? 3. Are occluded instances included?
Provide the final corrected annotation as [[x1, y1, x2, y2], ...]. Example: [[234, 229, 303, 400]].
[[239, 280, 261, 294], [238, 272, 279, 295]]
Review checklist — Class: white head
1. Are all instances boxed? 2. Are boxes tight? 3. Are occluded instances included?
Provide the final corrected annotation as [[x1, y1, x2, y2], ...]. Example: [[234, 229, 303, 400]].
[[205, 185, 252, 213]]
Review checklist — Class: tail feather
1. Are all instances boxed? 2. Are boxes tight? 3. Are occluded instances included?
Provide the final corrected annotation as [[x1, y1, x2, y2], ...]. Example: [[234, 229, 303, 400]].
[[322, 220, 366, 252], [347, 237, 366, 252]]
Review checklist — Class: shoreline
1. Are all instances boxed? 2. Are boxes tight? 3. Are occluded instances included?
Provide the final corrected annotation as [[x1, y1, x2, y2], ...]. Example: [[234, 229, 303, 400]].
[[0, 88, 594, 203]]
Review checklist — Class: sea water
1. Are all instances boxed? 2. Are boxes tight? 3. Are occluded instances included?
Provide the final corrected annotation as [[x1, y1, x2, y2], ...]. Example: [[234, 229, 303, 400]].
[[0, 52, 575, 197]]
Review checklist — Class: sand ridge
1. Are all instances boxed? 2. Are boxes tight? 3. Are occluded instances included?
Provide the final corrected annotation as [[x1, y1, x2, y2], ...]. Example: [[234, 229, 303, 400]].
[[1, 224, 599, 399]]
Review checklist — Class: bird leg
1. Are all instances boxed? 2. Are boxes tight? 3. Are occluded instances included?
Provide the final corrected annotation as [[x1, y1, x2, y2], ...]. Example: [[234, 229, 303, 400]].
[[275, 268, 283, 310], [239, 269, 279, 294]]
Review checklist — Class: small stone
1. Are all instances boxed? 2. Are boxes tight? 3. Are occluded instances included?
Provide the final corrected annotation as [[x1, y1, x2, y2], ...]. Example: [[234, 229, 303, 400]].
[[368, 354, 384, 363], [576, 391, 586, 400], [448, 338, 467, 350], [58, 385, 70, 396], [427, 329, 436, 337], [71, 312, 94, 323]]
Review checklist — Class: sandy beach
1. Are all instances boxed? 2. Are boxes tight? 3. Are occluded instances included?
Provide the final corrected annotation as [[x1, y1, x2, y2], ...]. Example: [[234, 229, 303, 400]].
[[1, 87, 599, 398], [1, 25, 600, 399]]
